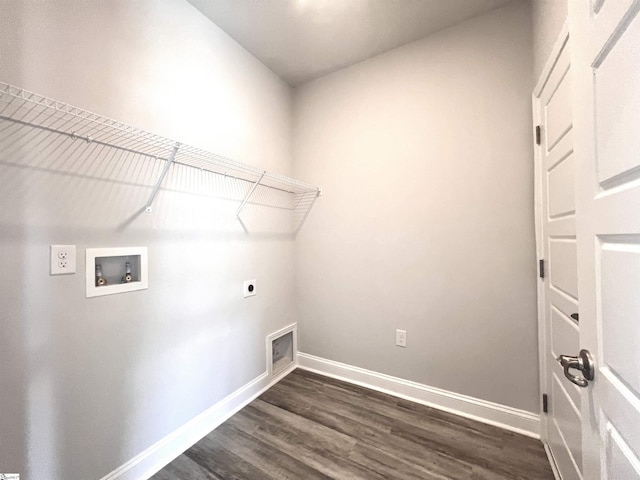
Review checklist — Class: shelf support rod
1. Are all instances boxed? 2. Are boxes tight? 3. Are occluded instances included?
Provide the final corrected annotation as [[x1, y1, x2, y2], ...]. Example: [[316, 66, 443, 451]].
[[145, 142, 180, 213], [236, 171, 266, 219]]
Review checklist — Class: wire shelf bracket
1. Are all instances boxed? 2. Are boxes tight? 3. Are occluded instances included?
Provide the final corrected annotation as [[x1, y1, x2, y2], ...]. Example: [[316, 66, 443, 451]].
[[145, 142, 180, 213], [236, 170, 266, 220]]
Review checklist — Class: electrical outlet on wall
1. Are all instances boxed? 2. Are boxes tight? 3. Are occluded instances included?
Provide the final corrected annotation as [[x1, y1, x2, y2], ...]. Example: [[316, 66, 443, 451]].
[[396, 329, 407, 347], [243, 279, 256, 298], [51, 245, 76, 275]]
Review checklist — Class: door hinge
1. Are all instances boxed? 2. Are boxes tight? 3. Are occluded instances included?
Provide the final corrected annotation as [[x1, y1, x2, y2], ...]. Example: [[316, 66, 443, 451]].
[[535, 125, 541, 145], [543, 393, 548, 413], [539, 259, 545, 279]]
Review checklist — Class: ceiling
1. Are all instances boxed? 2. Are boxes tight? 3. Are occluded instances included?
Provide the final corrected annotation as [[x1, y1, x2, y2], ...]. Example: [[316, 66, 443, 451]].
[[187, 0, 516, 86]]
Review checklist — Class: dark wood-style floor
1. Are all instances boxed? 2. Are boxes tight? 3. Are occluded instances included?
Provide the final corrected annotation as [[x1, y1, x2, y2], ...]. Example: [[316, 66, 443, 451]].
[[152, 369, 553, 479]]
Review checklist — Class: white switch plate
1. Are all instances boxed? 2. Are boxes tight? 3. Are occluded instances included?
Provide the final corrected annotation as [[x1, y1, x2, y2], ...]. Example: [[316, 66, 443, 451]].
[[51, 245, 76, 275], [243, 279, 256, 298], [396, 329, 407, 347]]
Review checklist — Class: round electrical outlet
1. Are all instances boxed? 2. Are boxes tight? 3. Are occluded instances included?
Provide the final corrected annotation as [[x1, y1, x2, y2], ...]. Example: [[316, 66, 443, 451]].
[[243, 279, 257, 297]]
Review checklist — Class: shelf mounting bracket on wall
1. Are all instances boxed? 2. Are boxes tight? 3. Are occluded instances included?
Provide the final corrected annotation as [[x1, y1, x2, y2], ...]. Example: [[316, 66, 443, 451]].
[[236, 170, 266, 219], [145, 142, 180, 213]]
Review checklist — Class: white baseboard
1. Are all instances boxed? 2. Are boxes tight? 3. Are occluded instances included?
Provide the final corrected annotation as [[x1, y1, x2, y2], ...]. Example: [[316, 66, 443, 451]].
[[100, 362, 296, 480], [297, 352, 540, 439]]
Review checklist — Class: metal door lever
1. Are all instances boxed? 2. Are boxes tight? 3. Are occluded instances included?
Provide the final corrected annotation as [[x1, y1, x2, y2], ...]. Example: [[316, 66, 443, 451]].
[[557, 349, 594, 387]]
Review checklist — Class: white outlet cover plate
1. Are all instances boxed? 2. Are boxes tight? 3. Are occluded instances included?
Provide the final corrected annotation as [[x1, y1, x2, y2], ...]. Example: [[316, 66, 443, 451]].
[[244, 279, 256, 297], [51, 245, 76, 275]]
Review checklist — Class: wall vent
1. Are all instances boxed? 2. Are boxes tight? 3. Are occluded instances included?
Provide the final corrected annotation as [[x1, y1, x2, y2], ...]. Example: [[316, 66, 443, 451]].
[[266, 323, 297, 378]]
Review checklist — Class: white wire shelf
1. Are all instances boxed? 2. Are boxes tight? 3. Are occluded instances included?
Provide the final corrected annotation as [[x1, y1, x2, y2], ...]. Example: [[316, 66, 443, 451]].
[[0, 81, 321, 230]]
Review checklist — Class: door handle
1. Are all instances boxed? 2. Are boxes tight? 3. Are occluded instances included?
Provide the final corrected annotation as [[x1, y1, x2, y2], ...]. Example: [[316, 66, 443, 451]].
[[556, 349, 594, 387]]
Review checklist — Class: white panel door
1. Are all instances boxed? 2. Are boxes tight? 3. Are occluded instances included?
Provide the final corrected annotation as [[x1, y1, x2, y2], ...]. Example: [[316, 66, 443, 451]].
[[570, 1, 640, 478], [534, 28, 582, 480]]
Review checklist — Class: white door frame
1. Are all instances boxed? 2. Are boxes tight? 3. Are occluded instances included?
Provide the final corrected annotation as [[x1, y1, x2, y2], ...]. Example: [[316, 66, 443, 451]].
[[532, 22, 571, 480]]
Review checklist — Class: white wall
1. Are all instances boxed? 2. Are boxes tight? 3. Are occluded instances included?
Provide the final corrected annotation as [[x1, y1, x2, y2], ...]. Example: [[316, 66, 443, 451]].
[[531, 0, 568, 81], [0, 1, 295, 478], [293, 1, 539, 413]]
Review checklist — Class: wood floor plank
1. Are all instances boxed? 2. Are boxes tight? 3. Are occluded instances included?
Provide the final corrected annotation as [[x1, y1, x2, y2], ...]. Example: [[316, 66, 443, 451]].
[[261, 371, 504, 479], [151, 454, 222, 480], [211, 422, 331, 480], [184, 434, 274, 480], [232, 402, 388, 479], [259, 377, 478, 478], [152, 369, 554, 480], [347, 442, 451, 480]]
